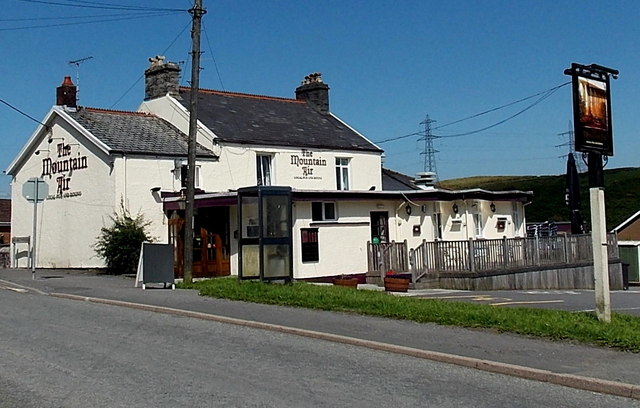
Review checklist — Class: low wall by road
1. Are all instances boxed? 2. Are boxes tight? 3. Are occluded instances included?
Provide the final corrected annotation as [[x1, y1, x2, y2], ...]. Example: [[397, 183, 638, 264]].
[[417, 261, 624, 291]]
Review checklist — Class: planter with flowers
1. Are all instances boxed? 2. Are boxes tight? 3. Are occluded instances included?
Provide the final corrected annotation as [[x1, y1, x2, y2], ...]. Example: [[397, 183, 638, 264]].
[[332, 275, 359, 289], [383, 270, 410, 292]]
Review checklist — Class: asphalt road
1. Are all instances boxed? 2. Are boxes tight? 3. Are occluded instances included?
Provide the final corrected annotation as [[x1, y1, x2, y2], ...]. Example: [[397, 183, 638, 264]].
[[1, 289, 639, 407], [412, 287, 640, 315]]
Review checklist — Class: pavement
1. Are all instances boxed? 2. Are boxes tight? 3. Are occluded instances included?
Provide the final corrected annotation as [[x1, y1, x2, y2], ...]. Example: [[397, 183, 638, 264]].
[[1, 268, 640, 400]]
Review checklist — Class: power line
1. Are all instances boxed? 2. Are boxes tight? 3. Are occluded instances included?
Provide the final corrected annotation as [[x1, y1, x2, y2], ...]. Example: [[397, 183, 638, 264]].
[[202, 22, 225, 91], [17, 0, 184, 12], [0, 97, 48, 128], [0, 11, 175, 22], [109, 20, 191, 109], [375, 131, 421, 144], [436, 84, 565, 138], [0, 11, 181, 31], [375, 81, 570, 144], [433, 81, 570, 131]]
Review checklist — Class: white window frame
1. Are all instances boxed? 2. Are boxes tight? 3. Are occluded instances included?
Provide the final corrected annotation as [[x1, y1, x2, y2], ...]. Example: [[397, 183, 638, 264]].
[[311, 201, 337, 222], [257, 154, 272, 186], [512, 201, 522, 236], [473, 212, 483, 238], [180, 164, 201, 189], [433, 212, 443, 239], [335, 157, 350, 191], [469, 201, 483, 238]]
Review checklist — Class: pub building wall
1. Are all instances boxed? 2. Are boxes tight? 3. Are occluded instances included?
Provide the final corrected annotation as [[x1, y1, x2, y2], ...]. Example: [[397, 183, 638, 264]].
[[140, 95, 383, 192], [288, 198, 525, 280], [11, 116, 115, 268]]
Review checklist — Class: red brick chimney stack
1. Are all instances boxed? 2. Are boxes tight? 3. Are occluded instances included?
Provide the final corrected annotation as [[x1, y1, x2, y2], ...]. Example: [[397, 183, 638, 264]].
[[56, 76, 77, 108]]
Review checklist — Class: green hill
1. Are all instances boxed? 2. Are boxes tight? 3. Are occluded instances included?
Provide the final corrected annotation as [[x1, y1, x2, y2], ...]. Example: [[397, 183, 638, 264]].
[[439, 167, 640, 231]]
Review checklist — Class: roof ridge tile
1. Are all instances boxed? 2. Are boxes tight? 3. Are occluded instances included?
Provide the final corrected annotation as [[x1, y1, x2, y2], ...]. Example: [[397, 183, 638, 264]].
[[82, 107, 156, 117], [179, 86, 305, 104]]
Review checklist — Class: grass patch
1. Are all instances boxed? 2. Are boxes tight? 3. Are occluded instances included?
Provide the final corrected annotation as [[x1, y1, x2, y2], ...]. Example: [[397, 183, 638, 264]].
[[178, 278, 640, 352]]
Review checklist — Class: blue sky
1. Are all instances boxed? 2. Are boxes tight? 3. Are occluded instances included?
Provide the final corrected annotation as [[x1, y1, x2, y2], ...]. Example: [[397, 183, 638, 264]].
[[1, 1, 638, 198]]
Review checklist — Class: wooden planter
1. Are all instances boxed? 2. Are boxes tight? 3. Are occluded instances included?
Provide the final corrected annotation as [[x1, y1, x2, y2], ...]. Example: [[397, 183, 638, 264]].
[[384, 276, 410, 292], [333, 277, 359, 288]]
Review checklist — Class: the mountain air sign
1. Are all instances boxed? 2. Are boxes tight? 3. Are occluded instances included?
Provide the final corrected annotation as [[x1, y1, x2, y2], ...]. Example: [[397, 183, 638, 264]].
[[41, 142, 87, 199], [290, 149, 326, 180]]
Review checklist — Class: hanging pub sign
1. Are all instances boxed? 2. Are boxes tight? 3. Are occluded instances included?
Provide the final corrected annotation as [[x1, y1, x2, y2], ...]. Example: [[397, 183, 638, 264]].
[[565, 63, 618, 156]]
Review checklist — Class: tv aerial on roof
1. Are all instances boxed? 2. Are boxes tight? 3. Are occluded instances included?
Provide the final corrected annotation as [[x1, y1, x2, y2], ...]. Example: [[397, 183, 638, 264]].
[[68, 56, 94, 104]]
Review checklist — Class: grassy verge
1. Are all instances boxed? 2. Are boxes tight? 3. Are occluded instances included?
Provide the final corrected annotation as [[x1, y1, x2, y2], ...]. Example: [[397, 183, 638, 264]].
[[178, 278, 640, 352]]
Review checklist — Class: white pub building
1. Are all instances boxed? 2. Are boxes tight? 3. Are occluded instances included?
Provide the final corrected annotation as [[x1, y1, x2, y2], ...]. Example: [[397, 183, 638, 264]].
[[7, 57, 532, 281]]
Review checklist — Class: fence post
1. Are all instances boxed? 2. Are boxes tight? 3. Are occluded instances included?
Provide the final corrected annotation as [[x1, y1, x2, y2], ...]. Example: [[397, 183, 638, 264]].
[[409, 248, 416, 285], [502, 236, 508, 269], [421, 239, 427, 273], [535, 235, 540, 266], [404, 239, 409, 273], [468, 238, 475, 273]]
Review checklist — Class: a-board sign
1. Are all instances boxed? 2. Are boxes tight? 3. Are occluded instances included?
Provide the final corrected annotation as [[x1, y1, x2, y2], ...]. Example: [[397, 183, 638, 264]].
[[135, 243, 175, 290]]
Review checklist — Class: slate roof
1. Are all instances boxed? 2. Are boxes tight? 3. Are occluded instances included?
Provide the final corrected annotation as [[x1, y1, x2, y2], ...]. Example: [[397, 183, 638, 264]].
[[67, 107, 216, 157], [178, 87, 382, 153], [382, 168, 420, 191]]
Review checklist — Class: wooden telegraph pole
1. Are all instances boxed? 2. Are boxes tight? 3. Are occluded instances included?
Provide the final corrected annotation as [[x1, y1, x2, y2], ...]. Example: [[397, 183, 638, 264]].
[[184, 0, 206, 284]]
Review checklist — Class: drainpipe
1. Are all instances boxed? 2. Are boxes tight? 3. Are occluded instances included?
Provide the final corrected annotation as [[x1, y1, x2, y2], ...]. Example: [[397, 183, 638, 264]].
[[463, 199, 470, 240], [394, 201, 407, 241], [123, 155, 128, 207], [522, 201, 532, 237]]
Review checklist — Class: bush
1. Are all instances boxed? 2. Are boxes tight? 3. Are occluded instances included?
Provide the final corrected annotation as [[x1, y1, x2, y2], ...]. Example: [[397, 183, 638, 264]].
[[94, 204, 153, 274]]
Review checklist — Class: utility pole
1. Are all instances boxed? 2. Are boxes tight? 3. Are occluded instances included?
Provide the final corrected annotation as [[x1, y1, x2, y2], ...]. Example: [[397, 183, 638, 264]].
[[557, 121, 586, 173], [419, 114, 438, 178], [184, 0, 206, 284]]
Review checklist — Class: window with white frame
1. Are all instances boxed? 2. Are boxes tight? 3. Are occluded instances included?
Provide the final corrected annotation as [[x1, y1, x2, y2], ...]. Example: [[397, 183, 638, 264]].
[[335, 157, 350, 190], [180, 164, 201, 189], [434, 212, 443, 239], [256, 154, 272, 186], [471, 201, 483, 237], [311, 202, 337, 221], [512, 201, 522, 235]]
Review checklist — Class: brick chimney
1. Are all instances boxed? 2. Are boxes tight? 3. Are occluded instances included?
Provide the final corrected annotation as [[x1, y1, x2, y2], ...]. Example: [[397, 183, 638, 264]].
[[56, 76, 77, 107], [144, 55, 181, 100], [295, 72, 329, 114]]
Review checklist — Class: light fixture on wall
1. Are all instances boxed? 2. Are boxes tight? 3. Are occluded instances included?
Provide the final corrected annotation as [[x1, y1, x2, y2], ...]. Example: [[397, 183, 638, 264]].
[[452, 203, 459, 214], [490, 203, 496, 213], [48, 137, 64, 144]]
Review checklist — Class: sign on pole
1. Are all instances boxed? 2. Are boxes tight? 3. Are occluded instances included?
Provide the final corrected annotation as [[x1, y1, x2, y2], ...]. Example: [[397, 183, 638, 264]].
[[565, 63, 617, 156], [22, 177, 48, 203], [22, 177, 48, 278]]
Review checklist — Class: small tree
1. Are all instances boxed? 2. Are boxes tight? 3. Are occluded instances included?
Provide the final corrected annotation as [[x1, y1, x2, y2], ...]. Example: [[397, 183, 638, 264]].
[[94, 204, 153, 275]]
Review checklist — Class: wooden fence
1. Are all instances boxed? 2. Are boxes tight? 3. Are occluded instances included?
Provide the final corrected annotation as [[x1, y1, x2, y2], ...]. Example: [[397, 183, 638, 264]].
[[366, 240, 409, 280], [367, 234, 619, 284]]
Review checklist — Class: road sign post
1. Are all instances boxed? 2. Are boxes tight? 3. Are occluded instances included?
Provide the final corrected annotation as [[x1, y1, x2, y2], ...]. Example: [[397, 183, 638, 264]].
[[22, 178, 48, 279]]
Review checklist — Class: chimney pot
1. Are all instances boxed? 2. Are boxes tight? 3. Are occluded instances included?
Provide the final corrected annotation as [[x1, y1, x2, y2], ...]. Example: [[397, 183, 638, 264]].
[[56, 76, 77, 108], [295, 72, 329, 114], [144, 56, 181, 101]]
